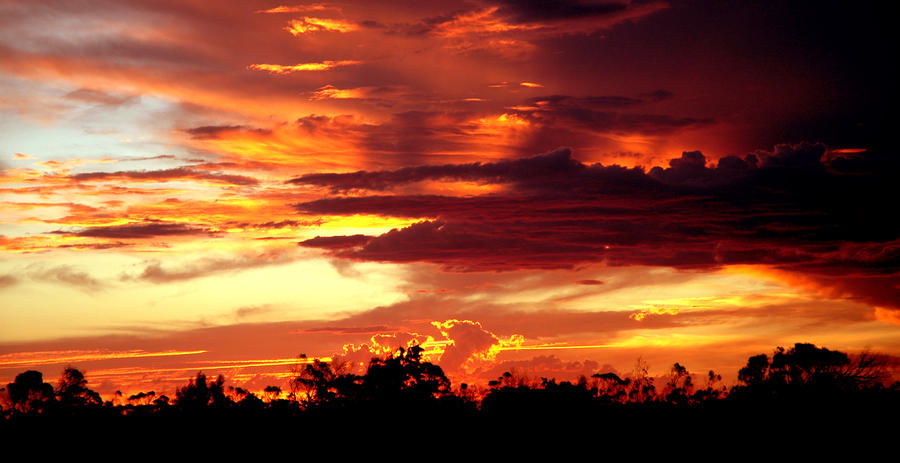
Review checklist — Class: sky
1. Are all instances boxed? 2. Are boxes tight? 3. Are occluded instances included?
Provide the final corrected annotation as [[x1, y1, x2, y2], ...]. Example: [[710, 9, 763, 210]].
[[1, 0, 898, 397]]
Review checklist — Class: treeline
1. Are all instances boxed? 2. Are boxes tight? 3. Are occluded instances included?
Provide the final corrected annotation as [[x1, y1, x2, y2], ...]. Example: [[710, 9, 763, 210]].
[[2, 343, 898, 424]]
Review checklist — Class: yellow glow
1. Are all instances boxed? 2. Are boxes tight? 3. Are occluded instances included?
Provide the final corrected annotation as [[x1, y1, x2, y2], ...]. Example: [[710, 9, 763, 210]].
[[0, 349, 207, 367], [247, 61, 361, 74], [311, 85, 366, 100], [284, 17, 358, 35], [607, 332, 743, 349], [629, 307, 679, 321], [519, 82, 543, 88]]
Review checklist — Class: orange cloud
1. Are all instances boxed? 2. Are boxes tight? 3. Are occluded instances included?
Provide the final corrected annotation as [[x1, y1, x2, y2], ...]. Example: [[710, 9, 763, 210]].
[[247, 61, 362, 74], [431, 319, 524, 373], [310, 85, 367, 100], [284, 17, 358, 35], [256, 5, 329, 14]]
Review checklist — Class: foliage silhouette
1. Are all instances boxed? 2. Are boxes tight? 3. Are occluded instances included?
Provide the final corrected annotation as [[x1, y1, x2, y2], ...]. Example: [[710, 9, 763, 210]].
[[730, 342, 894, 405], [56, 367, 102, 409], [2, 342, 897, 429], [6, 370, 54, 415], [175, 372, 228, 412]]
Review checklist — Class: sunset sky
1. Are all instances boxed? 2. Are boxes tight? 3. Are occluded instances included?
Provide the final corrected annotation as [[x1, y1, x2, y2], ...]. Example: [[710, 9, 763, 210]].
[[1, 0, 897, 397]]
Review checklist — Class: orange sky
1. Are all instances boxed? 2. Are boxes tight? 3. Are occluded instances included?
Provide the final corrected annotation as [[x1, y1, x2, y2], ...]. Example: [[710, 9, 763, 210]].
[[1, 0, 897, 397]]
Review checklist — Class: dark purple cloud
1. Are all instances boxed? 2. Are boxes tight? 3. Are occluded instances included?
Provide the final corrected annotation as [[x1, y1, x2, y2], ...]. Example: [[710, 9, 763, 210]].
[[71, 167, 259, 186], [289, 147, 585, 192], [51, 221, 216, 239], [495, 0, 629, 23], [181, 125, 272, 140], [295, 144, 899, 309]]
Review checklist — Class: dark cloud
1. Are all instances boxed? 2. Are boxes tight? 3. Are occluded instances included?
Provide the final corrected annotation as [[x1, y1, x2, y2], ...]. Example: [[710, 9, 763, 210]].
[[181, 125, 272, 140], [639, 89, 674, 102], [228, 219, 323, 229], [289, 147, 584, 192], [71, 167, 259, 186], [299, 235, 372, 249], [527, 94, 645, 109], [513, 96, 713, 134], [56, 242, 133, 250], [51, 221, 216, 239], [290, 95, 709, 166], [295, 144, 899, 309], [495, 0, 629, 23]]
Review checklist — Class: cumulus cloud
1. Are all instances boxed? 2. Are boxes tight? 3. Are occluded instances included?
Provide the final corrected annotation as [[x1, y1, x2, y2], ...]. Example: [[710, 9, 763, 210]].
[[432, 319, 523, 372]]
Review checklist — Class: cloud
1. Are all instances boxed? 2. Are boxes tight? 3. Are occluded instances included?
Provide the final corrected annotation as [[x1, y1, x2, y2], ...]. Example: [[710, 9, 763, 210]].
[[284, 18, 358, 35], [64, 88, 135, 106], [299, 235, 372, 249], [234, 305, 273, 320], [494, 0, 630, 23], [0, 274, 19, 289], [27, 265, 104, 291], [123, 251, 295, 283], [50, 220, 216, 239], [512, 95, 714, 134], [476, 354, 603, 384], [70, 167, 259, 186], [182, 125, 272, 140], [432, 319, 523, 372], [247, 61, 362, 74], [255, 5, 332, 14], [289, 147, 583, 192], [295, 144, 900, 309]]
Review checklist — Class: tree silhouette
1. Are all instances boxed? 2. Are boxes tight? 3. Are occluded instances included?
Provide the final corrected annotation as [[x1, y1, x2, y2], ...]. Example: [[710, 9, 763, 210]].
[[56, 367, 101, 409], [361, 345, 451, 403], [290, 357, 351, 407], [175, 372, 229, 411], [627, 357, 656, 403], [732, 343, 892, 404], [1, 342, 896, 424], [263, 385, 281, 402], [663, 363, 693, 405], [6, 370, 55, 414], [592, 372, 629, 404]]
